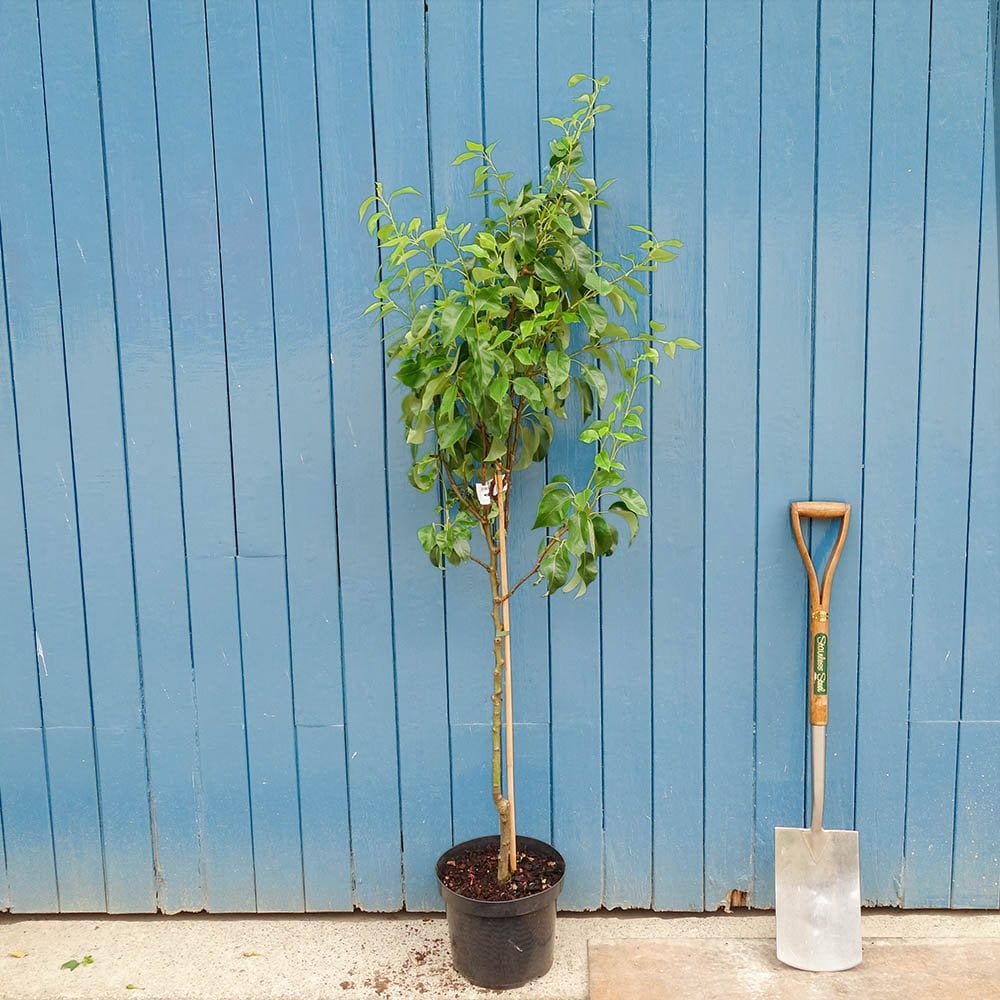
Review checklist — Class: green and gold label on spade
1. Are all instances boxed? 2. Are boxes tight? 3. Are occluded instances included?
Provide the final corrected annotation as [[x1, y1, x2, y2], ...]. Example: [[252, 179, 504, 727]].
[[813, 632, 828, 696]]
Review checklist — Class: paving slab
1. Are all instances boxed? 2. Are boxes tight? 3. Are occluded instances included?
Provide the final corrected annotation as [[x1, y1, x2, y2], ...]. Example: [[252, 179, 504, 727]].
[[1, 910, 997, 1000], [589, 937, 1000, 999]]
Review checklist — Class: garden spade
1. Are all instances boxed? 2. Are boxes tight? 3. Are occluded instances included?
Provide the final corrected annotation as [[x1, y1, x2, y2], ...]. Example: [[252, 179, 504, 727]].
[[775, 501, 861, 973]]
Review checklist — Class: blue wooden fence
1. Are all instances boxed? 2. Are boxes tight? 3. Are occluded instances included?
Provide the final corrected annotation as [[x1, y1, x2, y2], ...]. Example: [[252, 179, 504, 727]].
[[0, 0, 997, 913]]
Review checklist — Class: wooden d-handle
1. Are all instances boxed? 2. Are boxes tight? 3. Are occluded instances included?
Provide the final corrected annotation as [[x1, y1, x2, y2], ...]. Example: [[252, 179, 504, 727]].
[[790, 501, 851, 726], [790, 500, 850, 519]]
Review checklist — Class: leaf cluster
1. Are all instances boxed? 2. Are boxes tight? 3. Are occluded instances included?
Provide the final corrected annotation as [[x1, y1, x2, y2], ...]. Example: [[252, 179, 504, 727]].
[[361, 75, 698, 598]]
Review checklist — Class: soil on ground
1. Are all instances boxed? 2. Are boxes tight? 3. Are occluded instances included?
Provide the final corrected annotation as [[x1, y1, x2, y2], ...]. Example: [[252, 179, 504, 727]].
[[438, 844, 565, 902]]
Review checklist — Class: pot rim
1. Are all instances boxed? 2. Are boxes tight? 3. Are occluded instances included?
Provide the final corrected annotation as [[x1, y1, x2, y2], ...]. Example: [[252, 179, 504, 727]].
[[436, 835, 565, 917]]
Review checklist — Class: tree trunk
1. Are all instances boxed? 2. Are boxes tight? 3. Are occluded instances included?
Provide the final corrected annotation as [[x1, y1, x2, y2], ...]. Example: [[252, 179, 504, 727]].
[[490, 471, 517, 883]]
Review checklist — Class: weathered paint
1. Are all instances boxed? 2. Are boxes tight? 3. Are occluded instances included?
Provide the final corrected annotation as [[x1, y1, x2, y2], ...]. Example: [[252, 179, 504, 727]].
[[0, 0, 996, 913]]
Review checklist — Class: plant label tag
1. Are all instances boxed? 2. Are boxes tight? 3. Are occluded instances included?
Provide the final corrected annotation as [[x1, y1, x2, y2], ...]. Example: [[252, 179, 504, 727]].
[[475, 482, 492, 505]]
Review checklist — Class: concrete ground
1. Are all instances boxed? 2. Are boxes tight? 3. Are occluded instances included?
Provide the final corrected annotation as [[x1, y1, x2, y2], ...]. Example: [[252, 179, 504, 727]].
[[1, 910, 998, 1000]]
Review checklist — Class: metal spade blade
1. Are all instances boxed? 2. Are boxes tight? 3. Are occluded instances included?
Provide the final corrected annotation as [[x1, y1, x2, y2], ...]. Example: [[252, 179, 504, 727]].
[[775, 820, 862, 972]]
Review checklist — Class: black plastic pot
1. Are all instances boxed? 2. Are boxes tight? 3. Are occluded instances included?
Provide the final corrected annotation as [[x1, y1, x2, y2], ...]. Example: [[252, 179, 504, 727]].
[[436, 835, 565, 990]]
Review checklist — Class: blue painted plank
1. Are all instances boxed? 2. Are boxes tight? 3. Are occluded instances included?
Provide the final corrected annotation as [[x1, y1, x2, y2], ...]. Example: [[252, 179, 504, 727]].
[[753, 0, 818, 910], [904, 721, 959, 907], [908, 0, 989, 723], [2, 0, 106, 913], [0, 208, 58, 911], [854, 0, 930, 907], [316, 0, 402, 910], [46, 0, 157, 914], [296, 725, 352, 911], [238, 557, 304, 912], [147, 0, 235, 563], [204, 0, 284, 560], [368, 0, 449, 906], [205, 0, 307, 911], [952, 722, 1000, 907], [0, 731, 57, 912], [0, 301, 57, 912], [702, 0, 760, 912], [649, 0, 706, 913], [145, 0, 250, 912], [422, 2, 488, 852], [92, 728, 154, 913], [186, 556, 255, 912], [810, 0, 873, 850], [537, 0, 603, 911], [95, 0, 204, 913], [43, 728, 105, 910], [594, 1, 653, 909], [951, 37, 999, 911], [904, 0, 990, 907], [961, 63, 1000, 725], [256, 0, 351, 912], [482, 0, 553, 848], [401, 0, 474, 893]]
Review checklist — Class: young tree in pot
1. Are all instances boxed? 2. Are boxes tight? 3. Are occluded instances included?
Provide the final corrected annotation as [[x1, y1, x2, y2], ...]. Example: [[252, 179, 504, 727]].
[[362, 75, 696, 984]]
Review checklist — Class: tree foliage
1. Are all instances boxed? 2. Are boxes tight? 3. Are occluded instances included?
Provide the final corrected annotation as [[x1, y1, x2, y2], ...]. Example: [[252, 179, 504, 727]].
[[361, 75, 697, 600]]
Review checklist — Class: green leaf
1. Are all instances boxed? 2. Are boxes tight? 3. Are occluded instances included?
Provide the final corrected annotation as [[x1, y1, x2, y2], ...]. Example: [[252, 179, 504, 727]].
[[452, 151, 479, 165], [514, 421, 539, 471], [539, 541, 571, 595], [674, 337, 701, 350], [422, 228, 445, 249], [502, 242, 518, 280], [61, 960, 80, 972], [440, 383, 457, 418], [578, 551, 598, 587], [408, 455, 438, 492], [545, 350, 571, 388], [592, 515, 619, 557], [566, 511, 587, 556], [593, 468, 625, 489], [579, 299, 608, 335], [567, 73, 588, 87], [358, 194, 377, 221], [417, 525, 437, 553], [614, 487, 649, 518], [533, 482, 573, 529], [484, 436, 508, 463], [564, 551, 598, 598], [436, 416, 467, 450], [389, 186, 420, 199], [488, 374, 509, 403], [608, 501, 640, 543], [574, 377, 594, 421], [513, 377, 542, 405], [578, 427, 601, 444], [582, 366, 608, 405]]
